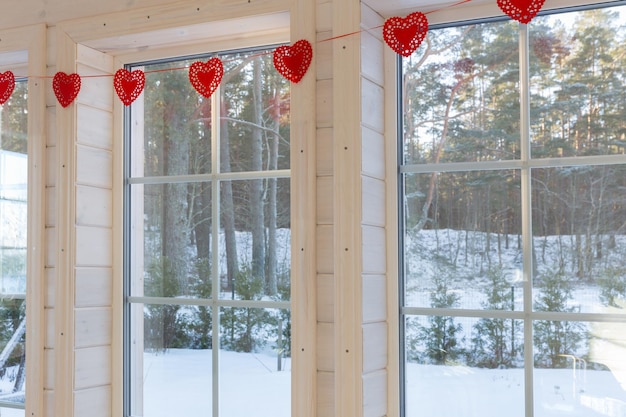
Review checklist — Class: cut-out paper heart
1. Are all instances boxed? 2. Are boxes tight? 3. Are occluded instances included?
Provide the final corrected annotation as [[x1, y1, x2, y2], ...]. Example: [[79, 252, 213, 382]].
[[189, 58, 224, 98], [497, 0, 545, 24], [114, 68, 145, 106], [53, 72, 81, 108], [0, 71, 15, 105], [383, 12, 429, 57], [273, 39, 313, 83]]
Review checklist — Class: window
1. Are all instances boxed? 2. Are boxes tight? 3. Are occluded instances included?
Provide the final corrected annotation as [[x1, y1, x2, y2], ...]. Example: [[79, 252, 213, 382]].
[[399, 4, 626, 417], [0, 75, 27, 416], [124, 46, 291, 417]]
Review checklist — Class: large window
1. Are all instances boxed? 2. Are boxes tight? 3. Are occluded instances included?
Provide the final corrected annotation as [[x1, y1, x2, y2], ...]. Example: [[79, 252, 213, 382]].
[[124, 46, 291, 417], [400, 4, 626, 417], [0, 77, 27, 416]]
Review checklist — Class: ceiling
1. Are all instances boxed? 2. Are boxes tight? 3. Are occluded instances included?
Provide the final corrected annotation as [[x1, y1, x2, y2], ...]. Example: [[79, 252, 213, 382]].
[[366, 0, 473, 17]]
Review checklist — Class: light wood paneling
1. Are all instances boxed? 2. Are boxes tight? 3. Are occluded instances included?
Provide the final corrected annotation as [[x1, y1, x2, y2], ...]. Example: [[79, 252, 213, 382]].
[[317, 322, 335, 372], [363, 369, 387, 417], [362, 176, 385, 227], [362, 274, 386, 323], [76, 145, 113, 188], [77, 105, 113, 149], [316, 32, 333, 80], [74, 386, 111, 417], [317, 371, 334, 417], [75, 226, 112, 267], [316, 79, 333, 128], [75, 267, 112, 308], [74, 346, 112, 390], [317, 176, 333, 224], [316, 127, 333, 175], [75, 308, 112, 348], [362, 225, 385, 274], [317, 274, 334, 323], [317, 225, 334, 274], [76, 185, 112, 228]]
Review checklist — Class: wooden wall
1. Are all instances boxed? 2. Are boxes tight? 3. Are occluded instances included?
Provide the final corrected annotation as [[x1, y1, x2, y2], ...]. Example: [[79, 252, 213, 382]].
[[1, 0, 395, 416]]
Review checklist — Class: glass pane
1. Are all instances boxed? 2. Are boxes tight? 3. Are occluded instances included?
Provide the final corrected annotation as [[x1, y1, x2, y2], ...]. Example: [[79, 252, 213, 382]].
[[403, 20, 520, 165], [220, 307, 290, 417], [131, 59, 213, 177], [405, 315, 525, 417], [0, 79, 26, 412], [533, 320, 626, 416], [219, 178, 291, 300], [530, 6, 626, 158], [403, 170, 522, 309], [220, 50, 291, 173], [139, 304, 212, 417], [532, 166, 626, 314], [137, 182, 213, 298]]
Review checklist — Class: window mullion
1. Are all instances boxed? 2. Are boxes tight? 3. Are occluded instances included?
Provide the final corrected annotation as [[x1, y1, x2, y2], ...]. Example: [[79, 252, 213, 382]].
[[211, 84, 221, 417], [518, 21, 535, 417]]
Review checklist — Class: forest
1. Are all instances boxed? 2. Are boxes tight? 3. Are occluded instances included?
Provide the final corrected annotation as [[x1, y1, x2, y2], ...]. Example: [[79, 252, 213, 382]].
[[401, 6, 626, 372]]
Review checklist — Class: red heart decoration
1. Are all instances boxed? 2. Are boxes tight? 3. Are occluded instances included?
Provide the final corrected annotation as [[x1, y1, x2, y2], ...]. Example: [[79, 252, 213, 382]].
[[114, 68, 145, 106], [0, 71, 15, 105], [383, 12, 429, 57], [497, 0, 545, 24], [273, 39, 313, 83], [53, 72, 81, 108], [189, 58, 224, 98]]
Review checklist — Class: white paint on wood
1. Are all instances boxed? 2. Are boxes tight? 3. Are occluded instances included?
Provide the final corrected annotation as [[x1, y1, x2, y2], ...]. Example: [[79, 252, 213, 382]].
[[362, 176, 385, 227], [76, 145, 113, 188], [362, 126, 385, 180], [75, 226, 113, 267], [363, 369, 387, 417], [77, 105, 113, 150], [75, 267, 112, 308], [76, 185, 112, 228], [74, 345, 112, 390], [74, 385, 111, 417], [362, 225, 385, 274], [360, 32, 384, 85], [363, 322, 387, 373], [362, 274, 386, 323], [361, 77, 385, 134], [75, 307, 112, 348]]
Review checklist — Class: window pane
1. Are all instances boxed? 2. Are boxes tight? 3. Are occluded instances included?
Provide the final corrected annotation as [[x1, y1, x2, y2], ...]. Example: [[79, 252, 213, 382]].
[[220, 51, 290, 173], [533, 320, 626, 416], [138, 182, 213, 298], [219, 307, 290, 417], [402, 21, 520, 165], [219, 179, 290, 300], [405, 315, 525, 417], [530, 7, 626, 158], [133, 59, 213, 177], [532, 166, 626, 314], [139, 304, 213, 417], [0, 80, 26, 412], [403, 170, 522, 310]]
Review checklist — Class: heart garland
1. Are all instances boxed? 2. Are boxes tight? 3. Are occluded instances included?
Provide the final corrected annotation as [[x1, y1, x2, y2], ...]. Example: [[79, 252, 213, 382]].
[[114, 69, 146, 106], [273, 39, 313, 83], [53, 72, 81, 108], [0, 71, 16, 105], [383, 11, 429, 57], [189, 58, 224, 98], [497, 0, 545, 24]]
